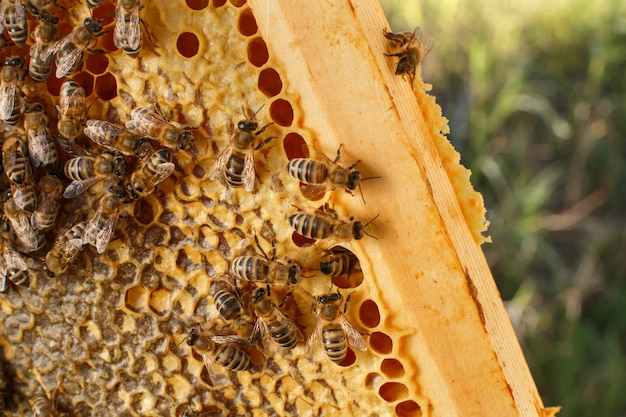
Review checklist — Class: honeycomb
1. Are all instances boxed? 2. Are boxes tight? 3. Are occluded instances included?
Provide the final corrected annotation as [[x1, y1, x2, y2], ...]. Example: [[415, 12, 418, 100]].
[[0, 1, 440, 416]]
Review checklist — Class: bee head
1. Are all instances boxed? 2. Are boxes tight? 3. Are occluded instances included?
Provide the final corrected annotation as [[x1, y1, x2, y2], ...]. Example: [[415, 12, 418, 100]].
[[238, 120, 257, 132], [288, 264, 300, 285], [352, 221, 364, 240], [346, 170, 361, 191], [84, 17, 103, 33]]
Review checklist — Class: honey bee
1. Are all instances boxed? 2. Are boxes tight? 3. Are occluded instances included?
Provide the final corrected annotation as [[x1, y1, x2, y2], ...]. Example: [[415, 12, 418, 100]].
[[10, 178, 36, 213], [83, 193, 123, 253], [86, 0, 103, 9], [1, 0, 27, 47], [114, 0, 145, 58], [53, 17, 104, 78], [32, 174, 63, 231], [125, 148, 174, 200], [185, 328, 251, 386], [56, 79, 86, 141], [31, 385, 66, 417], [289, 209, 377, 241], [43, 221, 86, 278], [3, 198, 45, 253], [24, 103, 58, 171], [383, 27, 433, 87], [320, 248, 359, 277], [2, 129, 31, 184], [209, 106, 275, 192], [305, 291, 367, 364], [287, 145, 363, 197], [250, 286, 302, 351], [28, 12, 60, 82], [84, 119, 152, 158], [211, 281, 253, 337], [230, 255, 302, 286], [125, 104, 194, 150], [0, 221, 29, 292], [0, 55, 25, 125], [63, 152, 128, 199]]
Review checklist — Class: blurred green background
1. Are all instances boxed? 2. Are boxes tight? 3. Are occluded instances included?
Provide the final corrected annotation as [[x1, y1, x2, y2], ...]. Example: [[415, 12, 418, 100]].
[[382, 0, 626, 416]]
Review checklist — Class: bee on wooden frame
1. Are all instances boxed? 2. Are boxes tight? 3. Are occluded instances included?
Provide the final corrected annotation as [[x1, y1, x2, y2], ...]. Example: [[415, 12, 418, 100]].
[[305, 291, 367, 364], [209, 105, 275, 192], [289, 205, 378, 242], [383, 27, 433, 88], [287, 144, 378, 202]]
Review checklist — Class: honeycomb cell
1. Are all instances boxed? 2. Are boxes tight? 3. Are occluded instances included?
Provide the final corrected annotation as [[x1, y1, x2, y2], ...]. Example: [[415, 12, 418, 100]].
[[380, 358, 405, 378], [186, 0, 209, 9], [177, 32, 200, 58], [337, 347, 357, 367], [96, 72, 117, 100], [92, 1, 116, 19], [291, 230, 315, 248], [270, 99, 294, 126], [134, 198, 156, 225], [379, 382, 408, 402], [365, 372, 382, 389], [230, 0, 246, 6], [46, 73, 63, 96], [73, 72, 95, 97], [247, 37, 269, 67], [359, 299, 381, 328], [238, 8, 257, 36], [86, 52, 109, 75], [283, 132, 308, 160], [370, 332, 393, 355], [149, 288, 171, 316], [212, 0, 227, 6], [258, 68, 282, 97], [396, 400, 422, 417], [100, 30, 118, 52], [332, 268, 364, 289]]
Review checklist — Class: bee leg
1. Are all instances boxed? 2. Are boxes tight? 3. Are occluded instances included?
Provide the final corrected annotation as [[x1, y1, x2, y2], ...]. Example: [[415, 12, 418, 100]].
[[253, 135, 277, 151], [333, 144, 344, 164], [278, 291, 292, 308]]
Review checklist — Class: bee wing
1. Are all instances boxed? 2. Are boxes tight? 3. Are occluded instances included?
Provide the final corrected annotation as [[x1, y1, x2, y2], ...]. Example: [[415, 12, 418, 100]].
[[27, 126, 48, 168], [126, 8, 142, 50], [55, 45, 83, 79], [40, 41, 61, 61], [63, 177, 102, 199], [113, 3, 126, 49], [273, 305, 304, 342], [66, 237, 85, 258], [242, 150, 255, 192], [0, 276, 6, 292], [209, 141, 233, 181], [304, 314, 324, 356], [339, 313, 367, 351], [201, 354, 227, 386], [3, 242, 28, 272], [251, 317, 272, 352], [209, 334, 247, 345], [150, 161, 175, 188], [0, 82, 18, 120], [15, 0, 25, 27], [95, 213, 118, 254], [59, 83, 86, 116]]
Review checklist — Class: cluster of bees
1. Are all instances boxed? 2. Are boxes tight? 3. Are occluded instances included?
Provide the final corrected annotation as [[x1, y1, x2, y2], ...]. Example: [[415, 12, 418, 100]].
[[0, 0, 432, 411]]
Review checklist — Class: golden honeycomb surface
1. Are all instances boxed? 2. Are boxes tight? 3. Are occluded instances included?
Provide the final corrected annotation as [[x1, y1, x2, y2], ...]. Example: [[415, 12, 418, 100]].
[[0, 1, 430, 416]]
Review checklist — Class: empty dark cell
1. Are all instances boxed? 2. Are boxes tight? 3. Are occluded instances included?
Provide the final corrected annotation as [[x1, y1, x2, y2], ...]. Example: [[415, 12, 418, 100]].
[[86, 52, 109, 74], [238, 8, 257, 36], [270, 99, 293, 126], [247, 37, 268, 67], [395, 400, 422, 417], [192, 164, 205, 178], [230, 0, 246, 6], [73, 72, 95, 97], [212, 0, 227, 6], [337, 347, 356, 367], [92, 1, 116, 19], [177, 32, 200, 58], [379, 382, 408, 402], [46, 72, 63, 96], [291, 230, 316, 248], [380, 358, 405, 378], [370, 332, 393, 354], [186, 0, 209, 9], [134, 198, 155, 225], [332, 268, 364, 289], [95, 72, 117, 101], [258, 67, 282, 97], [100, 29, 118, 52], [359, 299, 381, 328], [364, 372, 381, 388], [283, 132, 308, 159]]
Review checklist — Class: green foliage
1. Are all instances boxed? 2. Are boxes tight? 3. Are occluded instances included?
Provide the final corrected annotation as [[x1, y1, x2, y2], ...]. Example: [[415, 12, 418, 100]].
[[382, 0, 626, 416]]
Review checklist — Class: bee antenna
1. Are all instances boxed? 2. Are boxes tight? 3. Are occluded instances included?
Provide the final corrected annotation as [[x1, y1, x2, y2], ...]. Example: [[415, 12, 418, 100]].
[[362, 213, 380, 239], [173, 335, 189, 350], [250, 103, 267, 119]]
